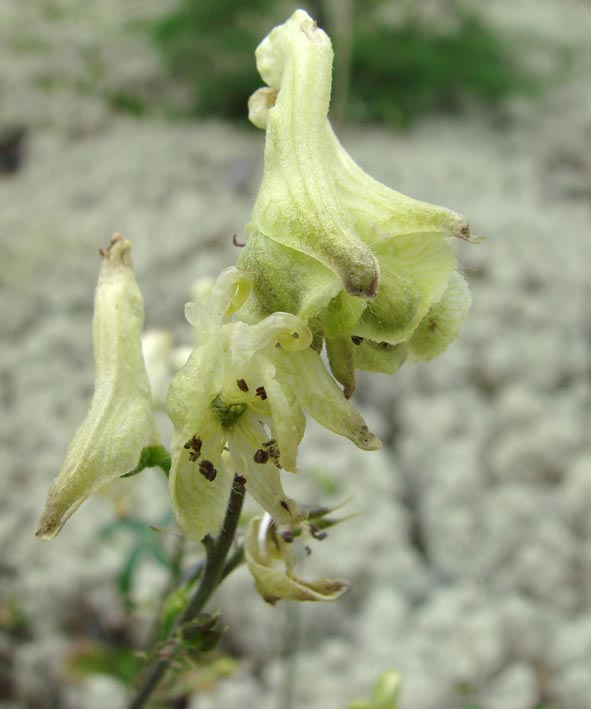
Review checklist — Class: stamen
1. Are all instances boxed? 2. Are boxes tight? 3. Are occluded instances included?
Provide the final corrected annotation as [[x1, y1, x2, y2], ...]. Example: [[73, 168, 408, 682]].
[[309, 523, 328, 541], [184, 435, 202, 462], [237, 378, 249, 392], [254, 449, 270, 464], [279, 500, 289, 511], [198, 460, 217, 481], [255, 386, 268, 400], [351, 335, 363, 345]]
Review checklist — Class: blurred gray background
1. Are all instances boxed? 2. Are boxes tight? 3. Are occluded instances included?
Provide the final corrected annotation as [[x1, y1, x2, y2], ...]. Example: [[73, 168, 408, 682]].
[[0, 1, 589, 708]]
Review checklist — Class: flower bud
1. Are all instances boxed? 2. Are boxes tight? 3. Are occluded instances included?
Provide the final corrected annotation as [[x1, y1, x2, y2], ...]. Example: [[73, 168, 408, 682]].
[[36, 235, 158, 540]]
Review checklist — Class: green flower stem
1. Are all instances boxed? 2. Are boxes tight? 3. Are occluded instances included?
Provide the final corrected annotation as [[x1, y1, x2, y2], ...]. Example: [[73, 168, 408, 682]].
[[129, 475, 246, 709]]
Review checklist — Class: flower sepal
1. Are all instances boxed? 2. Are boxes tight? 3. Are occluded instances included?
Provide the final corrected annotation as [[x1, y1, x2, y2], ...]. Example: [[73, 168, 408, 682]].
[[244, 514, 350, 605]]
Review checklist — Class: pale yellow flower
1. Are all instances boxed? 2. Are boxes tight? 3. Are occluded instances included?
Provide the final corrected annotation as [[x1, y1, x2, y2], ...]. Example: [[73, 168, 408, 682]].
[[167, 267, 380, 541]]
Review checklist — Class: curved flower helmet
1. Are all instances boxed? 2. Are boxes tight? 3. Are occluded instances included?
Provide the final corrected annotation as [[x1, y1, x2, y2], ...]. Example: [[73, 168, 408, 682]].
[[239, 10, 477, 396]]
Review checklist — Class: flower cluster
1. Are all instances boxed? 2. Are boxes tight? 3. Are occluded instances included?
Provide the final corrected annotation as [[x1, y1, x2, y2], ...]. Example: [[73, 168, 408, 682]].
[[37, 10, 476, 605]]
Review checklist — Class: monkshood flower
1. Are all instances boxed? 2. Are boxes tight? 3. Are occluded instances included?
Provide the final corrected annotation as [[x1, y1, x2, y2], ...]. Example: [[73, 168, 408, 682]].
[[36, 235, 159, 540], [239, 10, 477, 396], [167, 267, 380, 542], [244, 514, 349, 605]]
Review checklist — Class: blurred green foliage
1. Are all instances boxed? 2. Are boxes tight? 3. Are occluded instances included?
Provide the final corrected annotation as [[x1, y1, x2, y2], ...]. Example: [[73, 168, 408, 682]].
[[349, 6, 535, 126], [100, 516, 173, 599], [149, 0, 296, 118], [148, 0, 535, 126], [67, 642, 142, 685]]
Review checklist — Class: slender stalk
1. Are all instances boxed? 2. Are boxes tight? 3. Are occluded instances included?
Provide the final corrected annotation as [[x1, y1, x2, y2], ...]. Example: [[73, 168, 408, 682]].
[[129, 475, 246, 709]]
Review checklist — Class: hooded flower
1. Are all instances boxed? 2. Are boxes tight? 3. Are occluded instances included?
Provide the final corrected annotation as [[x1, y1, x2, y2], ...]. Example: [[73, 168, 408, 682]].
[[244, 514, 349, 605], [238, 10, 477, 395], [36, 235, 159, 540], [166, 267, 380, 541]]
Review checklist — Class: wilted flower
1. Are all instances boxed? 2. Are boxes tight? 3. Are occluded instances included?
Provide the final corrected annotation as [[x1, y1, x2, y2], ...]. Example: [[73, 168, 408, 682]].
[[36, 235, 158, 540], [244, 513, 349, 605], [239, 9, 477, 395], [167, 267, 380, 541]]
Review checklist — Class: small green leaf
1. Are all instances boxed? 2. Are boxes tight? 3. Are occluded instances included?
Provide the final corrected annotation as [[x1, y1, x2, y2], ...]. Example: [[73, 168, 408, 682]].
[[121, 444, 171, 478]]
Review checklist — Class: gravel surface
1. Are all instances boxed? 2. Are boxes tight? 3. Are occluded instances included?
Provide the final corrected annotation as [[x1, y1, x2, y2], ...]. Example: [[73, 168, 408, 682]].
[[1, 2, 589, 708]]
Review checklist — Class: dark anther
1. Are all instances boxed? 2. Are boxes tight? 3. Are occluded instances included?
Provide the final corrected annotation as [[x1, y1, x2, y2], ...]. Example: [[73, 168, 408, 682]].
[[304, 545, 312, 556], [280, 531, 294, 543], [255, 386, 268, 400], [378, 341, 391, 350], [351, 335, 363, 346], [232, 234, 246, 247], [184, 435, 202, 461], [279, 500, 289, 511], [309, 523, 328, 541], [262, 439, 277, 449], [237, 378, 249, 392], [235, 474, 247, 486], [292, 332, 299, 339], [198, 460, 217, 481], [254, 449, 269, 464]]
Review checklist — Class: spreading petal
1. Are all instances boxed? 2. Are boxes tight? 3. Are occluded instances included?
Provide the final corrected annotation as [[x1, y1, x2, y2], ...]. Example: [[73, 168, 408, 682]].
[[168, 411, 232, 541], [327, 125, 471, 245], [167, 336, 230, 540], [275, 348, 381, 451], [228, 417, 306, 525]]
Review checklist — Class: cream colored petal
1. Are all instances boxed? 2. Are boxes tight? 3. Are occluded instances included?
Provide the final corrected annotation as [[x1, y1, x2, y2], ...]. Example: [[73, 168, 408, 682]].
[[168, 411, 231, 542], [228, 417, 306, 525], [166, 339, 224, 432], [352, 233, 457, 345], [36, 235, 158, 540], [409, 271, 472, 360], [244, 517, 350, 605], [258, 357, 306, 472], [276, 348, 381, 451], [327, 125, 472, 245]]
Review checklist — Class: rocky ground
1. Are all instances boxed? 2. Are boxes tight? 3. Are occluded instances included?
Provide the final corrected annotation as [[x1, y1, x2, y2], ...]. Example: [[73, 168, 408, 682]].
[[0, 1, 589, 708]]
